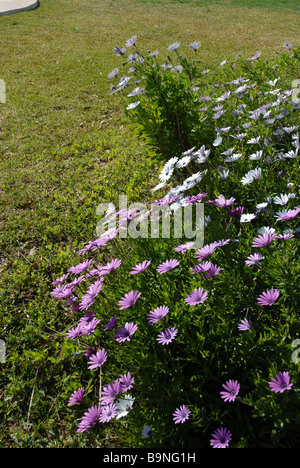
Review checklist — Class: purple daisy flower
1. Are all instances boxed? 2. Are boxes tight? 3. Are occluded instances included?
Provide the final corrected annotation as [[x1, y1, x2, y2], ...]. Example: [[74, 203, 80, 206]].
[[173, 405, 191, 424], [68, 259, 94, 275], [238, 318, 252, 331], [257, 288, 280, 306], [99, 258, 122, 276], [87, 348, 108, 370], [103, 314, 117, 330], [99, 403, 118, 423], [156, 259, 180, 274], [114, 322, 138, 342], [277, 208, 300, 221], [220, 379, 240, 402], [100, 380, 121, 405], [185, 287, 208, 306], [81, 317, 101, 336], [156, 327, 178, 345], [68, 387, 85, 406], [229, 206, 244, 219], [268, 371, 293, 393], [79, 279, 104, 311], [195, 242, 218, 260], [147, 306, 169, 324], [245, 253, 263, 266], [77, 405, 101, 433], [251, 231, 277, 248], [210, 427, 232, 448], [191, 261, 213, 274], [129, 260, 151, 275], [66, 323, 84, 339], [203, 263, 221, 278], [174, 242, 195, 252], [118, 290, 141, 310], [119, 372, 134, 393], [50, 284, 74, 299]]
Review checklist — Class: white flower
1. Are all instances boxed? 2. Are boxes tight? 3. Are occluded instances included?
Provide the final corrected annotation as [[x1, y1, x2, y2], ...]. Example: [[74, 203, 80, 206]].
[[240, 213, 256, 223], [273, 194, 293, 205], [224, 153, 242, 162], [115, 394, 135, 419], [176, 155, 191, 168], [126, 101, 140, 110], [249, 150, 263, 160]]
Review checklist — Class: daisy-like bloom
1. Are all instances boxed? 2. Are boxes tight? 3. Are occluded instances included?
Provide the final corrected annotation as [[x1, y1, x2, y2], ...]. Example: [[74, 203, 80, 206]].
[[191, 261, 212, 274], [81, 317, 101, 336], [251, 231, 277, 248], [79, 279, 104, 311], [157, 327, 178, 345], [115, 394, 135, 419], [206, 195, 235, 208], [210, 427, 232, 448], [173, 405, 191, 424], [245, 253, 264, 266], [195, 242, 218, 260], [114, 322, 138, 342], [167, 41, 180, 51], [220, 380, 240, 402], [268, 371, 293, 393], [238, 318, 252, 331], [87, 348, 108, 370], [99, 403, 118, 423], [66, 323, 84, 339], [240, 213, 256, 223], [257, 288, 280, 306], [77, 405, 101, 433], [229, 206, 244, 219], [203, 263, 221, 278], [103, 314, 117, 330], [99, 258, 122, 276], [118, 290, 141, 310], [189, 41, 200, 50], [68, 259, 94, 275], [275, 232, 295, 240], [99, 380, 121, 405], [129, 260, 151, 275], [241, 168, 262, 185], [156, 259, 180, 274], [68, 387, 84, 406], [174, 241, 195, 252], [51, 273, 70, 285], [142, 425, 153, 438], [276, 208, 300, 222], [185, 287, 208, 306], [50, 284, 74, 299], [147, 306, 169, 324], [119, 372, 134, 393]]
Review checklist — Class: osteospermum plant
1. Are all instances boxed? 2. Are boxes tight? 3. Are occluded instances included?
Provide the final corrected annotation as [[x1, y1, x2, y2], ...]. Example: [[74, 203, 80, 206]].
[[52, 38, 300, 448]]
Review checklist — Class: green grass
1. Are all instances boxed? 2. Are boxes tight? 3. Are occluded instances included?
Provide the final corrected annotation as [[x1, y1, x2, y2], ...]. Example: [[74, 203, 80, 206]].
[[0, 0, 299, 447]]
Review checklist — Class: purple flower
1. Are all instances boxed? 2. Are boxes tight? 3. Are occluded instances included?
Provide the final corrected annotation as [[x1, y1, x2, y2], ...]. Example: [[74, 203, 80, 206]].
[[195, 242, 218, 260], [189, 41, 200, 50], [50, 284, 74, 299], [77, 405, 101, 433], [185, 287, 208, 306], [257, 288, 280, 306], [209, 194, 235, 208], [245, 253, 263, 266], [167, 41, 180, 51], [156, 259, 180, 274], [275, 233, 295, 240], [119, 372, 134, 393], [238, 318, 252, 331], [68, 259, 94, 275], [114, 322, 138, 342], [277, 208, 300, 221], [66, 323, 84, 339], [229, 206, 244, 219], [220, 380, 240, 402], [129, 260, 151, 275], [191, 261, 213, 274], [87, 348, 108, 370], [68, 387, 84, 406], [99, 258, 122, 276], [81, 317, 101, 336], [251, 231, 277, 248], [100, 380, 121, 405], [156, 327, 178, 345], [268, 371, 293, 393], [79, 279, 104, 311], [147, 306, 169, 324], [173, 405, 191, 424], [51, 273, 70, 285], [118, 290, 141, 310], [99, 403, 118, 423], [174, 242, 195, 252], [203, 263, 221, 278], [210, 427, 232, 448], [103, 314, 117, 330]]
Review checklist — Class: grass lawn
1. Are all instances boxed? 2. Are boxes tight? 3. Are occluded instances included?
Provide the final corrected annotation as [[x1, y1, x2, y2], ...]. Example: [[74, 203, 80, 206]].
[[0, 0, 299, 447]]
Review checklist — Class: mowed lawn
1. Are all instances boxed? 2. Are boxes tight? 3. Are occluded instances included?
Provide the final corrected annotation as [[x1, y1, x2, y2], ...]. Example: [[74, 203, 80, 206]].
[[0, 0, 299, 447]]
